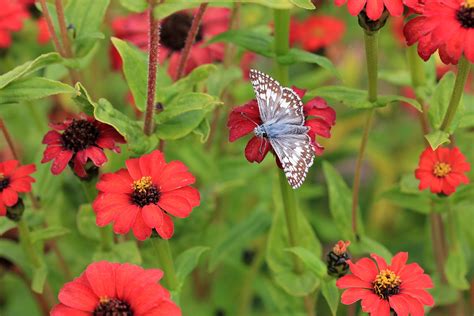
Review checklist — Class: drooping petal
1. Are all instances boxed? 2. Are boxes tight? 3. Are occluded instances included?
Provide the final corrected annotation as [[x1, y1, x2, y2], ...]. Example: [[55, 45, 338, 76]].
[[336, 274, 372, 289], [141, 204, 164, 228], [155, 213, 174, 239], [341, 288, 372, 305], [348, 258, 378, 282], [158, 193, 193, 218], [85, 261, 117, 299], [57, 280, 98, 312], [1, 188, 18, 207]]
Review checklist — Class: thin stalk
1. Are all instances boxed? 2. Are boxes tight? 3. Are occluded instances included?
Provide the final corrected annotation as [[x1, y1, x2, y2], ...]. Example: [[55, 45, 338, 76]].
[[18, 219, 42, 269], [151, 238, 179, 290], [406, 46, 430, 137], [175, 3, 209, 80], [430, 203, 447, 283], [143, 1, 161, 136], [54, 0, 73, 58], [440, 56, 471, 131], [38, 0, 66, 56], [274, 10, 316, 315], [351, 30, 379, 239]]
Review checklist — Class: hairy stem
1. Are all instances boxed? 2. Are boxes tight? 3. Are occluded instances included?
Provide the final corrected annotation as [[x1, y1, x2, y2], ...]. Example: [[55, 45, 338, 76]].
[[143, 2, 161, 136], [151, 238, 179, 291], [175, 3, 208, 80], [38, 0, 66, 56], [440, 56, 471, 132]]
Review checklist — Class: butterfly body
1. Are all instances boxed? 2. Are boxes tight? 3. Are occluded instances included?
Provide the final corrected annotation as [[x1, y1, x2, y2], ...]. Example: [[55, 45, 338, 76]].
[[249, 69, 315, 189]]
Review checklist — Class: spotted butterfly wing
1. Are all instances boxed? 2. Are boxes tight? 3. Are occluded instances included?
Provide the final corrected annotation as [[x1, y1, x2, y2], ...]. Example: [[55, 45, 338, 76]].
[[270, 134, 314, 189]]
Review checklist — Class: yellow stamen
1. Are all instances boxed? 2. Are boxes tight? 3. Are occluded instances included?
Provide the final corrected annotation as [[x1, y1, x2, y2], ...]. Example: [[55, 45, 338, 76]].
[[433, 162, 451, 178], [99, 296, 110, 304], [465, 0, 474, 8], [373, 269, 401, 299], [0, 173, 4, 180], [132, 176, 153, 193]]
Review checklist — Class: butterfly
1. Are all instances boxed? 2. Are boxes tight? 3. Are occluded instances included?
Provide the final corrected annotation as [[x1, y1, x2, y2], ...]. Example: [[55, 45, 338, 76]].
[[248, 69, 314, 189]]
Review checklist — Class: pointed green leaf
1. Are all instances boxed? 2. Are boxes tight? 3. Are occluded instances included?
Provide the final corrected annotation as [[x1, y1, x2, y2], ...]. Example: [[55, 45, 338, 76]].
[[290, 0, 316, 9], [321, 279, 339, 316], [32, 264, 48, 294], [30, 226, 70, 244], [444, 250, 469, 290], [0, 77, 76, 104], [278, 49, 340, 79], [176, 246, 210, 286], [286, 247, 326, 278], [425, 130, 450, 150]]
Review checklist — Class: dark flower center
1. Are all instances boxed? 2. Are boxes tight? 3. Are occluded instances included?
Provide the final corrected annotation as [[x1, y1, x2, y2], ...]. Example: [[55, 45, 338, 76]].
[[0, 174, 10, 192], [457, 3, 474, 28], [130, 176, 161, 207], [373, 269, 401, 300], [61, 119, 100, 152], [160, 12, 204, 51], [93, 297, 133, 316]]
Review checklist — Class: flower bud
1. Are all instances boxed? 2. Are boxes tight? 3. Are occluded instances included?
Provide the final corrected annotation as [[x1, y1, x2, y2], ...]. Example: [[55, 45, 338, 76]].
[[327, 240, 351, 277]]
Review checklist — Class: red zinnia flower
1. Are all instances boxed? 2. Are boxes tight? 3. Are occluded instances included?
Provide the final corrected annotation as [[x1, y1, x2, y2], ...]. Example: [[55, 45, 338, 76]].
[[51, 261, 181, 316], [41, 114, 125, 178], [415, 146, 470, 195], [0, 0, 29, 48], [337, 252, 434, 316], [404, 0, 474, 65], [290, 16, 346, 53], [334, 0, 403, 21], [0, 160, 35, 216], [227, 87, 336, 164], [110, 8, 229, 78], [37, 17, 51, 44], [93, 150, 200, 240]]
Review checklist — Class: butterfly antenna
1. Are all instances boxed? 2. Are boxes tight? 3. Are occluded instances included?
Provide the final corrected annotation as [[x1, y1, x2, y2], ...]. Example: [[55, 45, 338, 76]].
[[240, 112, 259, 127]]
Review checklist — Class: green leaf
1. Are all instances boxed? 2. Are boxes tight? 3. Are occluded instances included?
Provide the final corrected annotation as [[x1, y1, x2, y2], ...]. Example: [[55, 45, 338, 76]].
[[290, 0, 316, 9], [425, 130, 450, 150], [322, 161, 361, 240], [0, 240, 30, 273], [111, 37, 148, 111], [176, 246, 210, 286], [0, 217, 16, 235], [444, 250, 469, 290], [278, 49, 340, 80], [285, 247, 326, 278], [0, 77, 76, 104], [310, 86, 370, 109], [30, 226, 70, 244], [377, 95, 422, 111], [274, 270, 320, 296], [119, 0, 147, 12], [381, 187, 431, 214], [65, 0, 111, 56], [93, 241, 142, 265], [208, 210, 271, 272], [321, 279, 339, 316], [192, 119, 211, 143], [77, 204, 100, 241], [32, 265, 48, 294], [74, 82, 95, 115], [0, 53, 62, 89], [208, 29, 274, 57]]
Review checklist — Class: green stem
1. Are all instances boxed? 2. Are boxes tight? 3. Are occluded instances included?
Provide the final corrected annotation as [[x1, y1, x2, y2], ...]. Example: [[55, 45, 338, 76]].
[[406, 46, 430, 137], [273, 9, 290, 85], [440, 56, 471, 131], [18, 219, 42, 269], [363, 30, 379, 103], [351, 30, 380, 239], [151, 238, 179, 291]]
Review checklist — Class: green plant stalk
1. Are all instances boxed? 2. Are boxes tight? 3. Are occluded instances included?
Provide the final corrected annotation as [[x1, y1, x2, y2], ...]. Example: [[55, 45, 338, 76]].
[[274, 10, 315, 316], [407, 45, 430, 136], [351, 30, 379, 239], [151, 238, 179, 291], [440, 56, 471, 131], [18, 219, 42, 269]]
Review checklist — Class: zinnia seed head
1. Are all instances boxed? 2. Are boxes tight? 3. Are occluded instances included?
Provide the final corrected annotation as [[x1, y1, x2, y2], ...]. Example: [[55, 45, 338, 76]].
[[0, 173, 10, 191], [131, 176, 160, 207], [433, 162, 451, 177], [457, 1, 474, 28], [61, 119, 100, 152], [373, 269, 401, 299], [160, 12, 203, 51], [94, 297, 132, 316]]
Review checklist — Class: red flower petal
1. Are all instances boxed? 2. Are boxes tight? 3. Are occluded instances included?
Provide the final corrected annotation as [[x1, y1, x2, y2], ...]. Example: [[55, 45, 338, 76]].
[[341, 288, 372, 305], [389, 252, 408, 273], [158, 193, 193, 218], [96, 171, 133, 194], [2, 188, 18, 207], [147, 300, 182, 316], [112, 205, 140, 235], [85, 146, 107, 167], [348, 258, 378, 282], [141, 204, 164, 229], [10, 164, 36, 180], [399, 293, 425, 316], [245, 136, 270, 163], [51, 150, 73, 175], [389, 295, 410, 316], [155, 213, 174, 239], [41, 145, 63, 163], [42, 130, 62, 144], [132, 214, 152, 241], [85, 261, 117, 299], [370, 253, 388, 270], [51, 304, 90, 316], [336, 274, 372, 289], [58, 280, 98, 311], [126, 157, 142, 180]]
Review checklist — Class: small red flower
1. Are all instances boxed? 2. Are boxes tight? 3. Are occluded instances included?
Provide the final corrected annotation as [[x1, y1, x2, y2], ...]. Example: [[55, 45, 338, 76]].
[[110, 8, 229, 78], [41, 114, 125, 178], [404, 0, 474, 65], [227, 87, 336, 164], [415, 146, 470, 195], [334, 0, 403, 21], [93, 150, 200, 240], [0, 160, 35, 216], [337, 252, 434, 316], [36, 17, 51, 45], [290, 15, 346, 53], [0, 0, 29, 48], [51, 261, 181, 316]]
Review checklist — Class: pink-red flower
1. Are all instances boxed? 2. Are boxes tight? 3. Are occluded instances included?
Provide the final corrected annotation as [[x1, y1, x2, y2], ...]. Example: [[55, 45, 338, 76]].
[[290, 15, 346, 53], [404, 0, 474, 65], [110, 8, 229, 78], [51, 261, 181, 316], [227, 87, 336, 165], [334, 0, 403, 21], [41, 114, 125, 178], [0, 160, 35, 217], [415, 146, 470, 195], [93, 150, 200, 240], [0, 0, 29, 48], [337, 252, 434, 316]]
